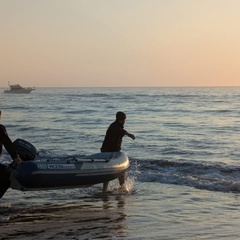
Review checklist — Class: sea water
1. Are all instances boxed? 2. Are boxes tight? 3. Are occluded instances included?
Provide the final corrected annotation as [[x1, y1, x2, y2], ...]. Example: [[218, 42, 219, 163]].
[[0, 87, 240, 239]]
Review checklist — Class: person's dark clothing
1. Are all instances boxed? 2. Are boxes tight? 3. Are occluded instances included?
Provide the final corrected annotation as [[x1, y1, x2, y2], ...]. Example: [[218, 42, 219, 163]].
[[0, 124, 18, 198], [0, 124, 18, 160], [101, 120, 126, 152], [0, 164, 10, 198]]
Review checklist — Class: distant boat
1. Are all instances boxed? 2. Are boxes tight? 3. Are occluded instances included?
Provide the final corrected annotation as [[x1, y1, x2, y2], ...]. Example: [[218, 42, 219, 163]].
[[4, 82, 35, 94]]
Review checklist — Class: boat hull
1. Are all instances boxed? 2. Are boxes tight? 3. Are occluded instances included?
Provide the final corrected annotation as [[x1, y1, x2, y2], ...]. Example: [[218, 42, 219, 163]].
[[10, 152, 129, 191], [4, 89, 33, 94]]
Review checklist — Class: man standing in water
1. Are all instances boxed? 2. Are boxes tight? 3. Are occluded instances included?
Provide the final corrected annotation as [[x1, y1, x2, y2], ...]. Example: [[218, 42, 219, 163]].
[[0, 110, 23, 198], [101, 111, 135, 192]]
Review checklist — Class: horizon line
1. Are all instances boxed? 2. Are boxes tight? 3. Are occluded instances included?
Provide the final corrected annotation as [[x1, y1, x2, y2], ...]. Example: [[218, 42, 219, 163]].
[[1, 85, 240, 89]]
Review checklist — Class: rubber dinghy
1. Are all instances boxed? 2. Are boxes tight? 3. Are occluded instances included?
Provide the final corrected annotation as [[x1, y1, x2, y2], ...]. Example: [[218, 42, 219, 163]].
[[9, 139, 130, 191]]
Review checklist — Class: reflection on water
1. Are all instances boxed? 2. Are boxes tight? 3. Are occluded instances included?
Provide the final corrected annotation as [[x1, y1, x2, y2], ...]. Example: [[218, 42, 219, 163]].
[[0, 182, 133, 239]]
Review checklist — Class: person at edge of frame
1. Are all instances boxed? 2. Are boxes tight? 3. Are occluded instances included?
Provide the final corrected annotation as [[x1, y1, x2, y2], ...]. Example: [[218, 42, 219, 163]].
[[0, 110, 23, 198]]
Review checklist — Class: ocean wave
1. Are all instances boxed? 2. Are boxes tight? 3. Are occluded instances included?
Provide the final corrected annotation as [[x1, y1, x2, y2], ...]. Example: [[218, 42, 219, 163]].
[[130, 159, 240, 193], [64, 93, 110, 98]]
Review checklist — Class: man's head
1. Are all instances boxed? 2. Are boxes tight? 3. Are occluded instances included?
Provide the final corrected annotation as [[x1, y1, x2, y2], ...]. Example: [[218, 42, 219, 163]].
[[116, 111, 126, 125]]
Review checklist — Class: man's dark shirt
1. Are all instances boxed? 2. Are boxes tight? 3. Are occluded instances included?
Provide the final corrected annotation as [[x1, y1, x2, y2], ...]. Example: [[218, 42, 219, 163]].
[[101, 120, 126, 152], [0, 124, 18, 160]]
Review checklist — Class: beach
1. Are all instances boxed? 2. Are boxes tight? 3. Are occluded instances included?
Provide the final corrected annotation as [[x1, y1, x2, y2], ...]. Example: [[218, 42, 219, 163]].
[[1, 182, 240, 239]]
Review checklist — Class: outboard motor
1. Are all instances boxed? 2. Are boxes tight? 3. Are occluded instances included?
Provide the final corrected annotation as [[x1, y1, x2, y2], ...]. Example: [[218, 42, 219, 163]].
[[13, 139, 38, 161]]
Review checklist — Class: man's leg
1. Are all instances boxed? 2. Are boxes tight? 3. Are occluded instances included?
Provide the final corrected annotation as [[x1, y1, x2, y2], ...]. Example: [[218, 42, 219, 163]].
[[0, 164, 10, 198], [102, 181, 109, 193], [118, 173, 125, 187]]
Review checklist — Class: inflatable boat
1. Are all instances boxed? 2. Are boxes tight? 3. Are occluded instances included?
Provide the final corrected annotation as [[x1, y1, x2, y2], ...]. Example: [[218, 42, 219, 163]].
[[9, 139, 130, 191]]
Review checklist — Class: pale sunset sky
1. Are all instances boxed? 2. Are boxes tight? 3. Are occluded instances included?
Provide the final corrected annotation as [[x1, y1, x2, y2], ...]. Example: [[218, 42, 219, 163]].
[[1, 0, 240, 88]]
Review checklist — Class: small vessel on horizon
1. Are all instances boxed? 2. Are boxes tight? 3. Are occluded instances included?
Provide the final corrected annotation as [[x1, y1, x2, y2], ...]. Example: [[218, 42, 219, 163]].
[[4, 82, 35, 94]]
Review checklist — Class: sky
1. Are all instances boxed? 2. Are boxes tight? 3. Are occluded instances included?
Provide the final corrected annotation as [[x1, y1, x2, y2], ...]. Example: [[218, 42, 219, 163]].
[[0, 0, 240, 88]]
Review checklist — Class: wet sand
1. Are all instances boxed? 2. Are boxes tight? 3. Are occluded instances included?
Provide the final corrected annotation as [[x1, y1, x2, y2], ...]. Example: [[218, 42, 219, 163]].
[[0, 189, 129, 240], [1, 182, 240, 240], [1, 207, 127, 239]]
